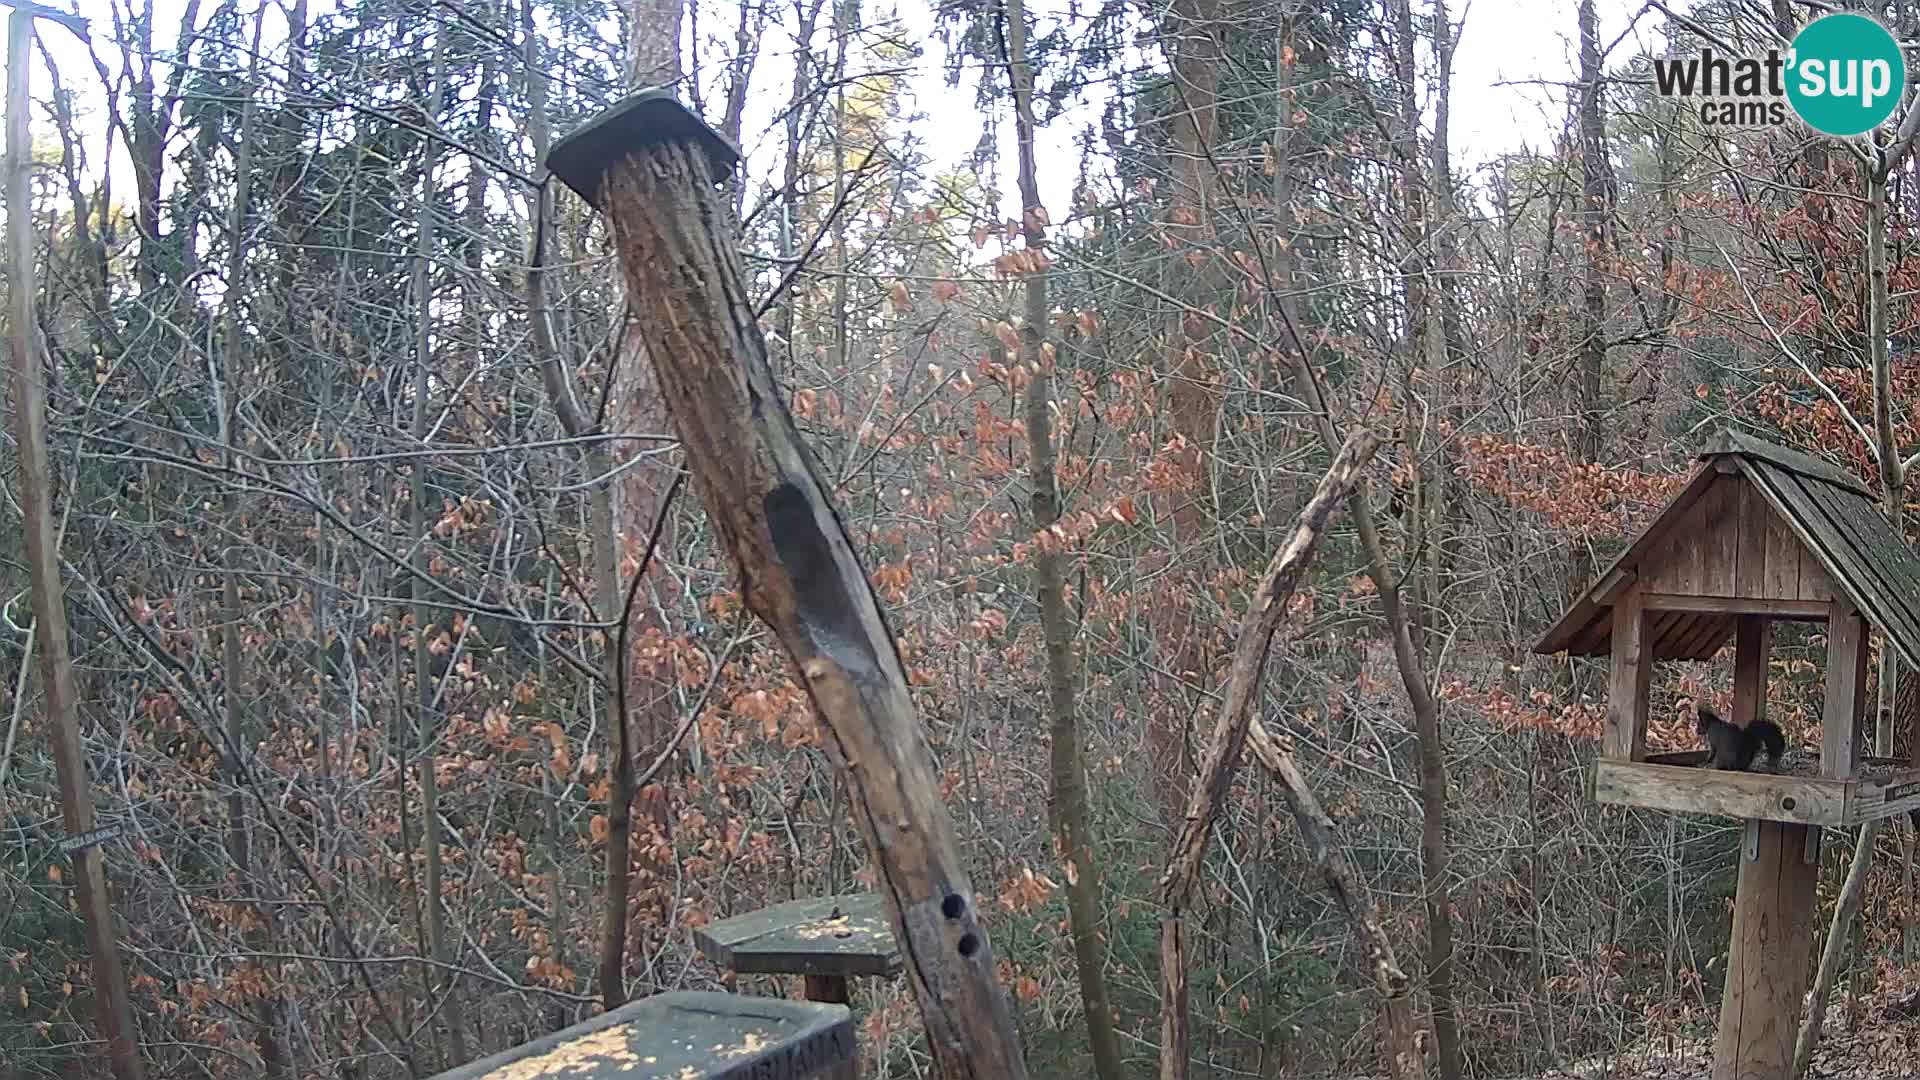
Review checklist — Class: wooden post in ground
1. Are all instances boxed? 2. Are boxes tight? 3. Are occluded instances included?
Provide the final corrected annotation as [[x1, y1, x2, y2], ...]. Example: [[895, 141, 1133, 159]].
[[546, 91, 1028, 1080], [5, 9, 144, 1080], [1714, 616, 1816, 1080]]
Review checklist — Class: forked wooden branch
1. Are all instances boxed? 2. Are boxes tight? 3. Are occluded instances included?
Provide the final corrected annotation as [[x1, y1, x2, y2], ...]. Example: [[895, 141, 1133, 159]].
[[547, 94, 1028, 1080], [1155, 428, 1381, 1080], [1244, 716, 1427, 1079]]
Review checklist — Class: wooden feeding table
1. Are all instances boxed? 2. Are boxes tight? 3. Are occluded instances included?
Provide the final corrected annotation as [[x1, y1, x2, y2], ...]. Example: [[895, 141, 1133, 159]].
[[426, 990, 853, 1079], [1534, 429, 1920, 1080], [1599, 750, 1920, 827], [693, 893, 903, 1005]]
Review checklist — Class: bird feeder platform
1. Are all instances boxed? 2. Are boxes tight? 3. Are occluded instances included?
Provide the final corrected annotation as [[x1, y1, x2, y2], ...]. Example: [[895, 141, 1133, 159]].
[[693, 892, 903, 1002], [1596, 751, 1920, 826], [425, 991, 853, 1080]]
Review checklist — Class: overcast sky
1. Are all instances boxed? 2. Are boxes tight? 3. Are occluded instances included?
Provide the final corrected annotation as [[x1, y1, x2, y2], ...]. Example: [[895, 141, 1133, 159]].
[[29, 0, 1656, 243]]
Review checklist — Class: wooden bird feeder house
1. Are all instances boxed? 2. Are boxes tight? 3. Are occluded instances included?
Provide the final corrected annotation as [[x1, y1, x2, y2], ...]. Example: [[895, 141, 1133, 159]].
[[1534, 428, 1920, 1080]]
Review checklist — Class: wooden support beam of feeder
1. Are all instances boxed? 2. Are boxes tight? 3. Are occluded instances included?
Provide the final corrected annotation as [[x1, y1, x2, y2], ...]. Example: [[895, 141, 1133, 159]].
[[1714, 611, 1818, 1080], [1714, 818, 1817, 1080], [1606, 586, 1652, 761], [1823, 605, 1868, 781], [427, 991, 852, 1080], [545, 90, 1028, 1080]]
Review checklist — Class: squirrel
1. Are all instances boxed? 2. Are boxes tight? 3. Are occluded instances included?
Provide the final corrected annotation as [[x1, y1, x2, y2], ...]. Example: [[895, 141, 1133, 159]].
[[1695, 706, 1786, 772]]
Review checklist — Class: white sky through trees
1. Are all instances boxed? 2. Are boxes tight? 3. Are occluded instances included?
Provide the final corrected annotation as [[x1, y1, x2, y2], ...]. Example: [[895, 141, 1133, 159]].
[[28, 0, 1651, 266]]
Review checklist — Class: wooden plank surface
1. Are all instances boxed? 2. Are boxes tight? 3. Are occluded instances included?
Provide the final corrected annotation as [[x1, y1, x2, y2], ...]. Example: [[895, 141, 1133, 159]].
[[1643, 482, 1709, 596], [1606, 588, 1652, 760], [1593, 760, 1846, 826], [1713, 821, 1818, 1080], [693, 894, 902, 979], [1533, 465, 1717, 656], [1847, 768, 1920, 823], [1702, 429, 1872, 495], [1677, 613, 1734, 660], [1648, 608, 1687, 646], [1796, 539, 1835, 602], [1702, 475, 1739, 595], [1800, 480, 1920, 631], [427, 991, 854, 1080], [1762, 467, 1920, 672], [1747, 467, 1862, 612], [1761, 493, 1803, 601], [1568, 612, 1612, 657], [1640, 594, 1828, 619], [1734, 480, 1769, 598], [1822, 608, 1866, 779], [1800, 478, 1920, 672], [1733, 616, 1768, 731]]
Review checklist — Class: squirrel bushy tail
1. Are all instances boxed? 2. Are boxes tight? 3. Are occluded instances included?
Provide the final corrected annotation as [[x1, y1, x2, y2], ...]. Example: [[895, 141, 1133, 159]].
[[1696, 706, 1785, 771]]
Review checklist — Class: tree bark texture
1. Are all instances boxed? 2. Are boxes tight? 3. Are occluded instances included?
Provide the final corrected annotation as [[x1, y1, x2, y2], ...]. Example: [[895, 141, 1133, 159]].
[[1002, 0, 1125, 1071], [1575, 0, 1608, 471], [1153, 0, 1225, 820], [7, 11, 146, 1079], [570, 135, 1030, 1080], [606, 0, 688, 1002], [217, 10, 286, 1072], [410, 22, 467, 1067]]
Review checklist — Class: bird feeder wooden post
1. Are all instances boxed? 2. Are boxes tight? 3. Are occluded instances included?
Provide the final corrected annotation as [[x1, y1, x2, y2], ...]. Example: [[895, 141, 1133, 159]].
[[1535, 430, 1920, 1080], [545, 91, 1029, 1080]]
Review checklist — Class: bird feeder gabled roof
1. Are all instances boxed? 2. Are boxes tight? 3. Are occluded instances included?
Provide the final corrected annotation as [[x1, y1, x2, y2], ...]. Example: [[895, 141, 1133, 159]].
[[1533, 429, 1920, 672]]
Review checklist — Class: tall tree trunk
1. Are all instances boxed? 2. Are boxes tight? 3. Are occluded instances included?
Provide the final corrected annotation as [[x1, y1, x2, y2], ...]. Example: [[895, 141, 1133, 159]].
[[1384, 3, 1463, 1076], [630, 0, 684, 88], [776, 0, 827, 368], [217, 10, 286, 1074], [1389, 0, 1433, 656], [552, 116, 1033, 1076], [1156, 0, 1224, 819], [594, 0, 690, 1006], [7, 12, 146, 1079], [1425, 0, 1461, 666], [1267, 14, 1436, 1068], [1795, 152, 1910, 1076], [829, 0, 856, 378], [1574, 0, 1607, 480], [409, 22, 466, 1068], [1002, 0, 1124, 1073]]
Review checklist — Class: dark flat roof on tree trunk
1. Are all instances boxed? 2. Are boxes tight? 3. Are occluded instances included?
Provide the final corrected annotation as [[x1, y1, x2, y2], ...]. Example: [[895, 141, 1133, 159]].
[[545, 89, 741, 209]]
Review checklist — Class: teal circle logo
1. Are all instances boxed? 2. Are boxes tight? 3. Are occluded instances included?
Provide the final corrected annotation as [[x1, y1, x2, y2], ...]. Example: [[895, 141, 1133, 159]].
[[1787, 13, 1905, 137]]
